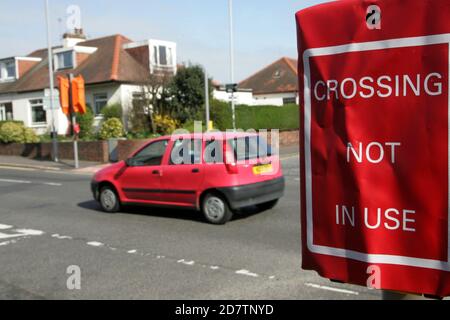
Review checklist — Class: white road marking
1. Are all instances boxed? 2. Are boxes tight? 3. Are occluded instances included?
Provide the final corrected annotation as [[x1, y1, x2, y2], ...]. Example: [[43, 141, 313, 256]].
[[87, 241, 104, 247], [0, 232, 26, 240], [43, 182, 63, 187], [52, 234, 73, 240], [305, 283, 359, 295], [0, 224, 45, 246], [0, 179, 31, 184], [15, 229, 44, 236], [235, 269, 259, 278], [210, 266, 220, 270], [0, 178, 62, 187], [178, 259, 195, 266], [127, 250, 137, 254]]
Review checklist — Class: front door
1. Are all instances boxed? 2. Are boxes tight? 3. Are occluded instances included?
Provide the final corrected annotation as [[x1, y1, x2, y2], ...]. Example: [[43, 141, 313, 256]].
[[118, 139, 169, 203]]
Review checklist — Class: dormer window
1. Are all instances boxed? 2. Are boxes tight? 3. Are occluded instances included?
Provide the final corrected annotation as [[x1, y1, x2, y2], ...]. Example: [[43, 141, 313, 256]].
[[0, 59, 16, 81], [55, 51, 74, 70]]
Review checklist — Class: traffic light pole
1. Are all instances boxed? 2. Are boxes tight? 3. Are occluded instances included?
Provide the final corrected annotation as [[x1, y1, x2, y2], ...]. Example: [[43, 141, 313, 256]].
[[68, 74, 79, 169]]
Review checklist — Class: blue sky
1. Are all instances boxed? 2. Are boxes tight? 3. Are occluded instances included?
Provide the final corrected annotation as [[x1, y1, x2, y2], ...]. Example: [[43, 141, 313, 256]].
[[0, 0, 329, 82]]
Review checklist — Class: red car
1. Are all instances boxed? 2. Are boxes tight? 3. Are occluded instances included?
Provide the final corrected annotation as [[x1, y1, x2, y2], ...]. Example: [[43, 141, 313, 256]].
[[91, 132, 285, 224]]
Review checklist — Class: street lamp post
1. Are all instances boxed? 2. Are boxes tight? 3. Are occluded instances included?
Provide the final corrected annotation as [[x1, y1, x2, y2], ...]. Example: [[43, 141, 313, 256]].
[[228, 0, 236, 130], [45, 0, 59, 162]]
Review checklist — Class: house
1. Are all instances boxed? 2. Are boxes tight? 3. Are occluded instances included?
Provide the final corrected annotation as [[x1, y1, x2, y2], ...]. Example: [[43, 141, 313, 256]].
[[239, 57, 298, 106], [213, 57, 299, 107], [0, 29, 177, 135]]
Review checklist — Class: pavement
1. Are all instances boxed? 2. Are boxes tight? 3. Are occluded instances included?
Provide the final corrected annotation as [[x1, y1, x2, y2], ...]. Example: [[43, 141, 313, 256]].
[[0, 153, 382, 300]]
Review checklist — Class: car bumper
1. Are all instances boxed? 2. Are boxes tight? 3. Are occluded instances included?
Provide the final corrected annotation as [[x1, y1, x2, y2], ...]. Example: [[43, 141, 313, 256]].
[[218, 177, 285, 209], [91, 181, 99, 200]]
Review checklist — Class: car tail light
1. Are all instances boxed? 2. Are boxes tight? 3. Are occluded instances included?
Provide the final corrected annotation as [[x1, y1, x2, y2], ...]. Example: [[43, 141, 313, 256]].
[[223, 140, 239, 174]]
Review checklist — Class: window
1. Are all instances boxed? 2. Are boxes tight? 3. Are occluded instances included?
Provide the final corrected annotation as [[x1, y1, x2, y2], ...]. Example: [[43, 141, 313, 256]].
[[56, 51, 74, 70], [229, 136, 272, 161], [159, 46, 167, 66], [93, 93, 108, 115], [130, 140, 169, 166], [30, 99, 46, 125], [0, 102, 13, 121], [0, 60, 16, 80], [283, 97, 297, 105], [152, 45, 173, 67], [204, 140, 224, 164], [170, 139, 202, 165]]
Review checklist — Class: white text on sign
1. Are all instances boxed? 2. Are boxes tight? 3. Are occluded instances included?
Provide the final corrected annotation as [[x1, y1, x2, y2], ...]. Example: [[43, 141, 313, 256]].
[[336, 205, 416, 232], [347, 142, 401, 164]]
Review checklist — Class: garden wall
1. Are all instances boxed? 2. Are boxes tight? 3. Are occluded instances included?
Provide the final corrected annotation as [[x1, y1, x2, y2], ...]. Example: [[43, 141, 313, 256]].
[[0, 130, 300, 163]]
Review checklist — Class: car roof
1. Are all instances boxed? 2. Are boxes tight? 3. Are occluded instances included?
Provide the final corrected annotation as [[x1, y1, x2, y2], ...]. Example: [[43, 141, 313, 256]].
[[156, 131, 261, 141]]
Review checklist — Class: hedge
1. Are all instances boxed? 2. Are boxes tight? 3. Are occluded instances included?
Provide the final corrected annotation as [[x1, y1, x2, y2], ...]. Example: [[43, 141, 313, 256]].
[[209, 100, 299, 131]]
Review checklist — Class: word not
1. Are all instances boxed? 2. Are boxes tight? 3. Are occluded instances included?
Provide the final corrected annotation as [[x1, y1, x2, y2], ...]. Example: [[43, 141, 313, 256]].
[[336, 205, 416, 232], [347, 142, 401, 164], [313, 73, 443, 101]]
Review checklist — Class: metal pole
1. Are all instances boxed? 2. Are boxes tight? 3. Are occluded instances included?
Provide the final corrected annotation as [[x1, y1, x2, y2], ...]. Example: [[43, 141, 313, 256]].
[[204, 67, 210, 131], [45, 0, 58, 162], [68, 74, 79, 169], [228, 0, 236, 130]]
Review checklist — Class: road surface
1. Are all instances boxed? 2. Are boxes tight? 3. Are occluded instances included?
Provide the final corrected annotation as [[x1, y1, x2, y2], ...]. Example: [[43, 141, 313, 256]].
[[0, 156, 379, 299]]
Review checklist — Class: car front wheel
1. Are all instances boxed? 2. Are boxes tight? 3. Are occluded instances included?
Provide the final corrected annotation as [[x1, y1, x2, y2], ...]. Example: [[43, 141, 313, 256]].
[[99, 186, 120, 213], [202, 194, 233, 225]]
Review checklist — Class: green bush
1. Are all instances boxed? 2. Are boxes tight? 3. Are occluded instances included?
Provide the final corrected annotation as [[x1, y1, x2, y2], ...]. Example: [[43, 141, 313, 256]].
[[0, 122, 39, 144], [101, 103, 123, 121], [153, 114, 179, 135], [210, 99, 232, 131], [99, 118, 124, 140], [206, 100, 299, 131], [76, 104, 95, 140]]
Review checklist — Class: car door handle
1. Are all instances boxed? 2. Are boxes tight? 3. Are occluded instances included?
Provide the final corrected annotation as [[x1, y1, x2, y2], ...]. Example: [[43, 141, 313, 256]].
[[152, 170, 160, 175], [192, 168, 200, 173]]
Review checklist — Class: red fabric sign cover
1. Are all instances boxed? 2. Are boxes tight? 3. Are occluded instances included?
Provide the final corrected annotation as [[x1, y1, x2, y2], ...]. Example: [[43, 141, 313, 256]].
[[296, 0, 450, 297]]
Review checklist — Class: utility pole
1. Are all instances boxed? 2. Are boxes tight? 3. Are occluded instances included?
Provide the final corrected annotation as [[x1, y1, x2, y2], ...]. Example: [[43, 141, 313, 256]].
[[228, 0, 236, 130], [45, 0, 58, 162], [68, 74, 79, 169], [204, 67, 211, 131]]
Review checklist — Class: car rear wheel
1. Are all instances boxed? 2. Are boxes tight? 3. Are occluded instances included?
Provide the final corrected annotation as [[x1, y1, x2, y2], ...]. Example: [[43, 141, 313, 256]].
[[202, 194, 233, 225], [99, 186, 120, 213]]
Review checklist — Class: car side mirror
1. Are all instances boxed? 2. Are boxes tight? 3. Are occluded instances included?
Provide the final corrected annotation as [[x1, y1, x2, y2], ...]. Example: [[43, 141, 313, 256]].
[[125, 158, 134, 167]]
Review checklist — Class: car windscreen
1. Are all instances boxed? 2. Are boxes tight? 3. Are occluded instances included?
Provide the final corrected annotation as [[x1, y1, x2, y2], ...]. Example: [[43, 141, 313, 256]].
[[228, 136, 272, 161]]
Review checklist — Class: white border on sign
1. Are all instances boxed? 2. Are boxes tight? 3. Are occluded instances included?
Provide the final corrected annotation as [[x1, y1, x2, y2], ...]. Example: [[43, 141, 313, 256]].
[[303, 33, 450, 271]]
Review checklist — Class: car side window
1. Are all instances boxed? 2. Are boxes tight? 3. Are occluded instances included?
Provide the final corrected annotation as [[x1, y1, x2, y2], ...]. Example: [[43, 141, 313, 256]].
[[131, 140, 168, 166], [170, 139, 202, 165], [204, 140, 223, 164]]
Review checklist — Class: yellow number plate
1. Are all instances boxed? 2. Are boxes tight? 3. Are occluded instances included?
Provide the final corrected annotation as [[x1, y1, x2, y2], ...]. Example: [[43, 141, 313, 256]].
[[253, 164, 273, 175]]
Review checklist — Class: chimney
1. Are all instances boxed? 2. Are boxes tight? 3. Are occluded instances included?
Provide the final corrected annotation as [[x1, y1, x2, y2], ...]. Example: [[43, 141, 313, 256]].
[[63, 28, 87, 48]]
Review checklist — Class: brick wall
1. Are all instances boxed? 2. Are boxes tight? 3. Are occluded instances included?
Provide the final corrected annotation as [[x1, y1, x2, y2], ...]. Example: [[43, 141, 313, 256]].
[[0, 141, 109, 163], [0, 130, 299, 163]]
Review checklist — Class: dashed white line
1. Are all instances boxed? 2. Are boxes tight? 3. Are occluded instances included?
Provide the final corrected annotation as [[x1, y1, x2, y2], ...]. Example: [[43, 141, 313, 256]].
[[305, 283, 359, 295], [0, 224, 13, 230], [235, 269, 259, 278], [0, 179, 31, 184], [127, 250, 137, 254], [0, 178, 62, 187], [178, 259, 195, 266], [15, 229, 44, 236], [87, 241, 104, 247]]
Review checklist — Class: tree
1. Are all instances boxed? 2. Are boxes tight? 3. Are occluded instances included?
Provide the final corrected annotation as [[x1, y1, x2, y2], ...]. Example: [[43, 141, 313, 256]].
[[132, 71, 173, 134], [169, 64, 213, 124]]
